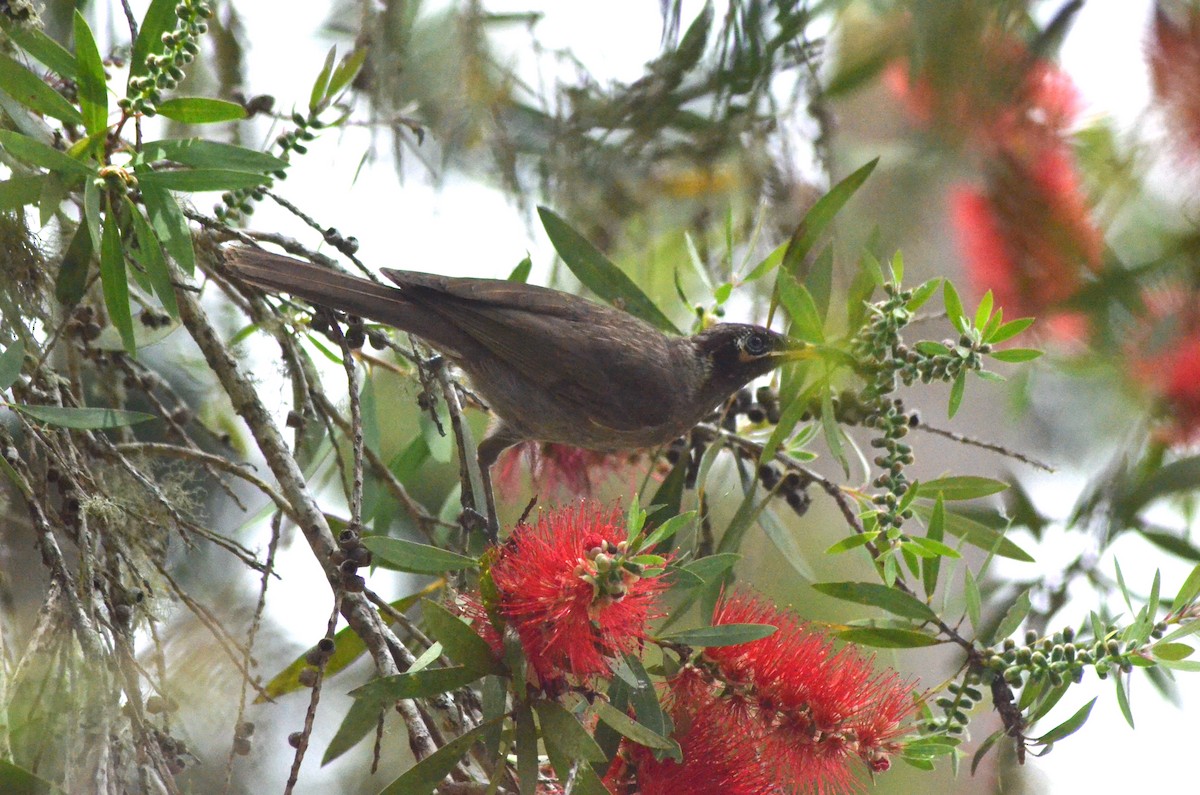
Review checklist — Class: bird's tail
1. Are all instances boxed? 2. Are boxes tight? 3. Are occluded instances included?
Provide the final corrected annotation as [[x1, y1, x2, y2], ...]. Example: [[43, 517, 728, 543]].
[[224, 247, 415, 328]]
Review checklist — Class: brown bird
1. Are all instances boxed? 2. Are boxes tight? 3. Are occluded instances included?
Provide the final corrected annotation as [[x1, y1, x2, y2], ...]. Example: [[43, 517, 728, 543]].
[[225, 247, 814, 534]]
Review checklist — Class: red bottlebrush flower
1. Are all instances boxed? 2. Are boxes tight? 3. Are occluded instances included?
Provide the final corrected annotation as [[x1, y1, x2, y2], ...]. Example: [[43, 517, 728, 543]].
[[950, 146, 1103, 322], [1134, 325, 1200, 445], [702, 592, 916, 793], [495, 442, 641, 497], [488, 503, 668, 682], [1148, 4, 1200, 162]]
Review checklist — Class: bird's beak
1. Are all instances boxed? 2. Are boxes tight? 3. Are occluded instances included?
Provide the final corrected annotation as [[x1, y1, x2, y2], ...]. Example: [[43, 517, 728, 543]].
[[774, 339, 818, 363]]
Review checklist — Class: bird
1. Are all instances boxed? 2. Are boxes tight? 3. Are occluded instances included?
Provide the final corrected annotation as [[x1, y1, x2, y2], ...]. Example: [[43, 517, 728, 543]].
[[225, 246, 815, 535]]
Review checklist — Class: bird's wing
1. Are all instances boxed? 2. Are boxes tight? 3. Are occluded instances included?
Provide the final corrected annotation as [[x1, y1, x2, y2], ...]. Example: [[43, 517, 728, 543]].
[[413, 295, 680, 433], [381, 269, 601, 319]]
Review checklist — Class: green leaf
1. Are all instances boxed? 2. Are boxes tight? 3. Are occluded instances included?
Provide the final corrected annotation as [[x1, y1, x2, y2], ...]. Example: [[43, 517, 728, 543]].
[[677, 553, 740, 582], [362, 536, 477, 573], [917, 505, 1033, 561], [592, 699, 679, 752], [1139, 529, 1200, 562], [507, 255, 532, 282], [948, 371, 966, 419], [821, 385, 848, 476], [377, 718, 503, 795], [100, 204, 136, 354], [760, 389, 810, 461], [138, 168, 272, 192], [915, 340, 951, 357], [0, 340, 23, 391], [350, 666, 483, 705], [971, 729, 1006, 775], [943, 281, 967, 333], [0, 19, 77, 77], [964, 566, 982, 631], [0, 760, 57, 795], [1176, 563, 1200, 608], [127, 199, 179, 318], [835, 626, 941, 648], [534, 701, 607, 764], [989, 348, 1043, 363], [310, 45, 338, 113], [154, 97, 248, 124], [0, 175, 45, 211], [131, 0, 179, 78], [992, 589, 1032, 642], [1034, 698, 1096, 745], [973, 289, 994, 331], [327, 47, 369, 99], [757, 504, 815, 580], [422, 599, 502, 674], [922, 495, 946, 597], [7, 404, 154, 429], [55, 219, 93, 307], [637, 510, 694, 553], [775, 158, 878, 290], [778, 274, 824, 343], [321, 694, 383, 766], [515, 703, 538, 795], [139, 139, 288, 173], [538, 206, 679, 334], [72, 11, 107, 135], [825, 531, 880, 555], [0, 52, 83, 124], [1115, 674, 1134, 729], [1151, 641, 1193, 661], [919, 476, 1008, 501], [987, 317, 1035, 344], [906, 277, 942, 312], [141, 183, 195, 275], [812, 581, 938, 622], [1122, 456, 1200, 517], [0, 130, 93, 177], [658, 623, 776, 647]]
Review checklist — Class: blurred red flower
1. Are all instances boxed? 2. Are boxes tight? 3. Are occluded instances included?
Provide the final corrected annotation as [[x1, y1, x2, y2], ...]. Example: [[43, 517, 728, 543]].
[[1148, 3, 1200, 162], [488, 502, 667, 682], [496, 441, 640, 497]]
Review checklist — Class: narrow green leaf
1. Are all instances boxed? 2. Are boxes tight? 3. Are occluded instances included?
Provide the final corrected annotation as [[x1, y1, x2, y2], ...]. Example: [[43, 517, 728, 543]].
[[825, 531, 880, 555], [989, 348, 1044, 363], [83, 173, 101, 249], [507, 255, 532, 282], [742, 239, 787, 283], [677, 553, 740, 582], [915, 505, 1034, 562], [760, 389, 809, 462], [0, 130, 93, 176], [964, 566, 982, 631], [922, 495, 946, 597], [127, 199, 179, 318], [378, 718, 503, 795], [1176, 563, 1200, 608], [948, 371, 966, 419], [813, 581, 938, 622], [1114, 558, 1133, 614], [757, 505, 815, 580], [778, 274, 824, 343], [535, 701, 607, 764], [422, 599, 502, 674], [100, 204, 136, 354], [155, 97, 248, 124], [822, 384, 848, 476], [321, 694, 383, 766], [538, 206, 679, 334], [592, 699, 679, 752], [1139, 529, 1200, 562], [1115, 675, 1135, 729], [973, 290, 994, 331], [988, 317, 1035, 344], [55, 219, 93, 307], [8, 404, 154, 429], [139, 138, 288, 172], [971, 730, 1005, 775], [310, 46, 338, 113], [992, 589, 1032, 642], [0, 175, 45, 211], [836, 626, 941, 648], [637, 510, 694, 553], [138, 168, 272, 192], [775, 158, 878, 289], [906, 277, 942, 312], [131, 0, 179, 78], [515, 703, 537, 795], [0, 52, 83, 124], [1151, 641, 1193, 661], [350, 666, 483, 704], [141, 183, 195, 274], [327, 47, 369, 99], [919, 476, 1009, 501], [362, 537, 477, 574], [1123, 456, 1200, 517], [915, 340, 952, 357], [0, 19, 77, 77], [1034, 698, 1096, 745], [0, 759, 56, 795], [658, 623, 776, 647], [0, 340, 24, 391], [72, 11, 107, 135], [943, 281, 967, 333]]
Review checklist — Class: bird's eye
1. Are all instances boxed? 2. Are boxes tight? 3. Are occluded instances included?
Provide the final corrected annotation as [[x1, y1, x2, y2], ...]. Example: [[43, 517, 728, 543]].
[[743, 332, 768, 356]]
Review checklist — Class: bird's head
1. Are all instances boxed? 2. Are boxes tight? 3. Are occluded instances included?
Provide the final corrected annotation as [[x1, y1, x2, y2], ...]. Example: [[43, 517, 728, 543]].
[[691, 323, 814, 404]]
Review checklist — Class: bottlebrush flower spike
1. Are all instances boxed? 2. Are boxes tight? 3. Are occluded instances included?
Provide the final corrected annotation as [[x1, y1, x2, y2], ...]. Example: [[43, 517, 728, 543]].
[[488, 502, 667, 682], [702, 592, 916, 793], [495, 441, 637, 496], [1148, 3, 1200, 162]]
